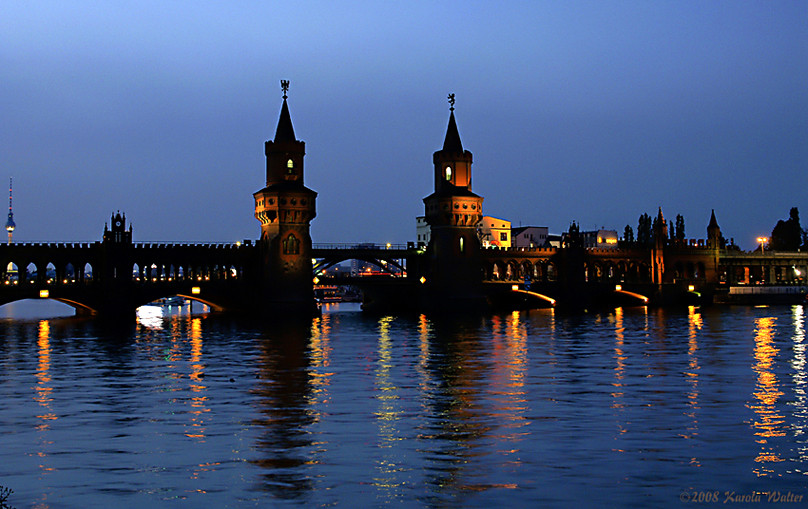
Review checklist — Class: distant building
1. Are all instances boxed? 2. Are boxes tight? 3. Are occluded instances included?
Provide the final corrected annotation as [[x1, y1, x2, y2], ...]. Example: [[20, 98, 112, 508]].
[[582, 229, 619, 249], [478, 216, 511, 248], [512, 226, 549, 249], [351, 243, 380, 274], [547, 234, 562, 248], [416, 216, 431, 247]]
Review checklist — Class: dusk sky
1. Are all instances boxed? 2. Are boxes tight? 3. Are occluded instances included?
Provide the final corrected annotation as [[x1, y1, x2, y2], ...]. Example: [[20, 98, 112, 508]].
[[2, 1, 806, 250]]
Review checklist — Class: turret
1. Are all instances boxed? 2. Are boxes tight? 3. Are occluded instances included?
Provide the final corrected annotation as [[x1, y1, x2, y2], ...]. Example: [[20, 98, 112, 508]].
[[422, 94, 485, 309], [707, 209, 722, 249], [253, 81, 318, 312]]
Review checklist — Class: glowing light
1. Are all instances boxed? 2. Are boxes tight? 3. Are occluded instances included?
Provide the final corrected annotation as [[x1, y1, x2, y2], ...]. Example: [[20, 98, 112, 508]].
[[191, 286, 201, 295], [39, 290, 49, 298], [313, 276, 319, 285], [386, 242, 391, 249], [615, 285, 622, 291], [419, 276, 426, 284], [688, 285, 695, 292], [511, 284, 519, 291]]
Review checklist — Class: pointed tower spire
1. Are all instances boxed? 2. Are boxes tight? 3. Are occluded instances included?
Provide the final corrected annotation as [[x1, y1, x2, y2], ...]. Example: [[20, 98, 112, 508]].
[[442, 93, 464, 153], [274, 80, 296, 143], [707, 209, 722, 249], [5, 177, 15, 245], [708, 209, 719, 229]]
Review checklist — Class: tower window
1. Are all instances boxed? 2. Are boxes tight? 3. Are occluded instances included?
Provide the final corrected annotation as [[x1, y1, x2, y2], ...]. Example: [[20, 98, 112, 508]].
[[282, 234, 300, 255], [445, 166, 452, 181], [287, 159, 295, 174]]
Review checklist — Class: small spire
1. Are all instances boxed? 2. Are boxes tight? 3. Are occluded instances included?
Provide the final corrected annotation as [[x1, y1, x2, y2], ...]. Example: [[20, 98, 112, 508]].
[[442, 93, 463, 153], [708, 209, 719, 228], [274, 80, 296, 142]]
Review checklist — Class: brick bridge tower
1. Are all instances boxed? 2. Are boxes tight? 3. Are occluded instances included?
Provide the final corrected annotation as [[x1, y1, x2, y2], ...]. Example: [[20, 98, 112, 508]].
[[422, 94, 486, 309], [254, 81, 317, 312]]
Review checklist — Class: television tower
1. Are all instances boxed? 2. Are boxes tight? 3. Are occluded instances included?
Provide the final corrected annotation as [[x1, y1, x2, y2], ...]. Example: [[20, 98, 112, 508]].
[[5, 178, 15, 245]]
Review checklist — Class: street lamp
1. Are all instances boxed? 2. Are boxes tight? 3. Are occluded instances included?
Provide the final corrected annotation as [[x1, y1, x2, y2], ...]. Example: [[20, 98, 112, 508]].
[[756, 237, 768, 253]]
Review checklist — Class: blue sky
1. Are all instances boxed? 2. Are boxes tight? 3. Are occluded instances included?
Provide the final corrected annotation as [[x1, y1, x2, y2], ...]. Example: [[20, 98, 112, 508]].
[[2, 1, 806, 249]]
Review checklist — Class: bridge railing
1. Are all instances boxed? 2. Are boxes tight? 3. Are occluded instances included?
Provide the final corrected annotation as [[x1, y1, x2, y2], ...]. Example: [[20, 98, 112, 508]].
[[313, 243, 410, 250]]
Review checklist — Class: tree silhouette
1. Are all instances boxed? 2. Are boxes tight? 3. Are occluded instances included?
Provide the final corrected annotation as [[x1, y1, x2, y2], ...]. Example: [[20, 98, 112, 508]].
[[637, 213, 652, 246], [770, 207, 803, 251], [623, 224, 634, 244], [675, 214, 685, 241]]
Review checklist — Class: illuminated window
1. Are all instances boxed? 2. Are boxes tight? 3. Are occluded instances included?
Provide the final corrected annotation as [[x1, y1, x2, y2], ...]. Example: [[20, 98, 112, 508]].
[[287, 159, 295, 174], [445, 166, 452, 181], [459, 236, 465, 254], [282, 234, 300, 254], [500, 232, 508, 241]]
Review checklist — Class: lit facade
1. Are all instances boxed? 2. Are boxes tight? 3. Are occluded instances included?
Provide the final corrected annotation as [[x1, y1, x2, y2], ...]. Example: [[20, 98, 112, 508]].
[[416, 216, 431, 247], [582, 229, 619, 249], [478, 216, 511, 248], [512, 226, 549, 249]]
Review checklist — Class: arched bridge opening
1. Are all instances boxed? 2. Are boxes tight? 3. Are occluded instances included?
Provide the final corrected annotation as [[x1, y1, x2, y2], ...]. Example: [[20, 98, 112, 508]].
[[312, 244, 415, 281]]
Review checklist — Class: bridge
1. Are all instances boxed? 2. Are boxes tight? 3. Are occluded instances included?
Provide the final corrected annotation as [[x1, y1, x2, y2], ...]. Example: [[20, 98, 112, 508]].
[[2, 85, 806, 318], [1, 214, 806, 317]]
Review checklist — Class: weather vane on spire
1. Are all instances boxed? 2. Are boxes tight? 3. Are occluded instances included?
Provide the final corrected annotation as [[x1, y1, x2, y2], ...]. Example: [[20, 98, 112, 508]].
[[281, 80, 290, 100], [448, 93, 455, 111]]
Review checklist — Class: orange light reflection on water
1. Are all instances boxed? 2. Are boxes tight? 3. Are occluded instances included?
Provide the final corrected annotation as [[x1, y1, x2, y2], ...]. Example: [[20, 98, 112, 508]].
[[35, 321, 55, 424], [681, 306, 702, 466], [35, 320, 56, 478], [373, 316, 405, 492], [309, 312, 333, 408], [748, 316, 785, 477], [487, 311, 528, 466], [186, 317, 209, 441], [791, 306, 806, 453]]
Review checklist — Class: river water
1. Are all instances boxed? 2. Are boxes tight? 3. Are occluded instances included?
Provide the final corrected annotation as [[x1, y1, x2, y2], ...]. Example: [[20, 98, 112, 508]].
[[0, 301, 806, 508]]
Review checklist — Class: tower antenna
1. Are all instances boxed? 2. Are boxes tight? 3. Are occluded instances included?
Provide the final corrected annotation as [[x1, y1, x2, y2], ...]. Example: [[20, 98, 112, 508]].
[[281, 80, 290, 100], [5, 177, 15, 245]]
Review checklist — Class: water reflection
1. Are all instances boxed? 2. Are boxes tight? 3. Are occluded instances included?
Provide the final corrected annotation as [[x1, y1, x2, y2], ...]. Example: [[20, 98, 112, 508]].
[[489, 311, 529, 445], [683, 306, 702, 465], [35, 320, 55, 480], [309, 312, 333, 407], [612, 307, 626, 409], [250, 318, 316, 498], [186, 317, 208, 441], [418, 316, 490, 496], [790, 306, 807, 465], [374, 316, 407, 496], [5, 304, 808, 505], [748, 316, 785, 476], [611, 307, 627, 452]]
